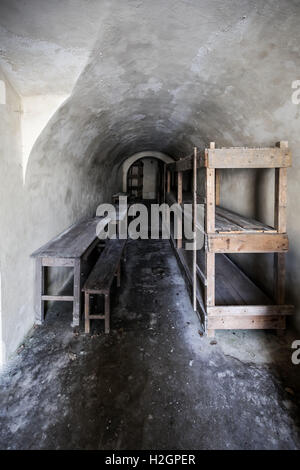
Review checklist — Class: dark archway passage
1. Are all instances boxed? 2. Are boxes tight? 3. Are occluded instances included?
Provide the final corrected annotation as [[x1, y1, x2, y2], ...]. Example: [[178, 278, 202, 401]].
[[0, 239, 299, 449]]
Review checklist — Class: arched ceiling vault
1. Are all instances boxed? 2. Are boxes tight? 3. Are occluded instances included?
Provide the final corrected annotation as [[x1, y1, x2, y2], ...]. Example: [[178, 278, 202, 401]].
[[1, 0, 299, 181]]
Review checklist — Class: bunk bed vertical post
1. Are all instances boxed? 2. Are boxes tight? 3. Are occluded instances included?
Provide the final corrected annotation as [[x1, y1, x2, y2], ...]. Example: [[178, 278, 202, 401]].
[[274, 141, 288, 332], [177, 171, 183, 249], [167, 170, 171, 194], [163, 163, 166, 203], [192, 148, 197, 311], [206, 142, 216, 337], [215, 171, 220, 205]]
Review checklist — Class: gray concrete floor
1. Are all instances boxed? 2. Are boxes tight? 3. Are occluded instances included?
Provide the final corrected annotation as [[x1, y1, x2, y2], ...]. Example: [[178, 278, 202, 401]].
[[0, 239, 300, 449]]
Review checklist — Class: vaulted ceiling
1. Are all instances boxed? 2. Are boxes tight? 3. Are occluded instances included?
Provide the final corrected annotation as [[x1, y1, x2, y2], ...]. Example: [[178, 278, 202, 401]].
[[1, 0, 300, 170]]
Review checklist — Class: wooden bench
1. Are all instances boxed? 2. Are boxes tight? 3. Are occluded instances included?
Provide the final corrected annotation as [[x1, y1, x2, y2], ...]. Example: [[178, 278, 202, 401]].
[[82, 239, 126, 333]]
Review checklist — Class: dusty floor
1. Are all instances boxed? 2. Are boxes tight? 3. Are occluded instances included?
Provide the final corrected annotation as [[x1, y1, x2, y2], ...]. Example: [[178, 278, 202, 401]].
[[0, 239, 300, 450]]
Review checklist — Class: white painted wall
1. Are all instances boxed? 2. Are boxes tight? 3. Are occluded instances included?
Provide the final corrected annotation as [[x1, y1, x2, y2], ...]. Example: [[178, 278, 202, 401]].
[[21, 94, 69, 182]]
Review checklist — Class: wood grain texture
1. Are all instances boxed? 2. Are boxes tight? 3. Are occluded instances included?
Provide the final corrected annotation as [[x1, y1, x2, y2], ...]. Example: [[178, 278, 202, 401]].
[[208, 232, 288, 253], [207, 147, 292, 168], [31, 217, 104, 259], [83, 239, 126, 294]]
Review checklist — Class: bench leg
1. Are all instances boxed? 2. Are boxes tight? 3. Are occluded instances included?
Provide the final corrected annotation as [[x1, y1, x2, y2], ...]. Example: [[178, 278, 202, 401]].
[[84, 292, 90, 334], [105, 294, 110, 334], [117, 263, 121, 287], [72, 258, 81, 327], [35, 258, 44, 325], [207, 329, 215, 338]]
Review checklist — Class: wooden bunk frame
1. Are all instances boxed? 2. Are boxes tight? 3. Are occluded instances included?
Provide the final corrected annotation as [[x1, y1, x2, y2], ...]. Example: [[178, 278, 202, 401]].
[[166, 141, 294, 337]]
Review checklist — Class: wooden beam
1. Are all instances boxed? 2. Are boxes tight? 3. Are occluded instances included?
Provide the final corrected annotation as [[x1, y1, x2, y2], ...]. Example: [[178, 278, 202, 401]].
[[167, 170, 171, 193], [207, 315, 286, 330], [215, 170, 220, 206], [207, 305, 294, 316], [41, 257, 75, 267], [192, 147, 197, 311], [41, 295, 74, 302], [208, 232, 289, 253], [206, 147, 292, 169], [177, 171, 183, 249]]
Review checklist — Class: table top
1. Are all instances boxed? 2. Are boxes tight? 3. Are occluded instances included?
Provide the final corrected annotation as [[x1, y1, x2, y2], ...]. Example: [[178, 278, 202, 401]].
[[31, 217, 105, 259]]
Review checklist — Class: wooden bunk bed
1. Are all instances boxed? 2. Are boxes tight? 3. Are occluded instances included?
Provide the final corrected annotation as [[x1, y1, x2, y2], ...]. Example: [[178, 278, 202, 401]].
[[165, 141, 294, 337]]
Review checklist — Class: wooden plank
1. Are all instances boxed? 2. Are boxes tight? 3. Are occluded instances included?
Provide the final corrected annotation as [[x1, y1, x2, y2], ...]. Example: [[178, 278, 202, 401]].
[[215, 170, 220, 206], [205, 169, 215, 232], [41, 295, 74, 302], [177, 171, 183, 249], [216, 207, 275, 232], [85, 292, 90, 334], [274, 141, 288, 232], [207, 305, 294, 316], [34, 257, 44, 325], [31, 217, 105, 259], [207, 147, 292, 168], [207, 315, 286, 330], [205, 252, 215, 306], [167, 170, 171, 193], [72, 258, 81, 327], [41, 257, 75, 267], [167, 153, 206, 173], [274, 252, 286, 304], [105, 294, 110, 334], [83, 239, 126, 294], [208, 232, 288, 253], [192, 147, 197, 310], [274, 168, 287, 232]]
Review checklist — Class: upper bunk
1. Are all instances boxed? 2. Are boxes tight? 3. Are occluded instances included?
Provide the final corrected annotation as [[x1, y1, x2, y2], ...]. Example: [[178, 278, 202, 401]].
[[166, 144, 292, 171]]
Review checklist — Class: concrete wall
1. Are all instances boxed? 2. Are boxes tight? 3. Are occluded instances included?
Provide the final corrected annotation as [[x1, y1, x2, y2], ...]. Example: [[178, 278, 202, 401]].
[[0, 69, 116, 365], [1, 0, 300, 363]]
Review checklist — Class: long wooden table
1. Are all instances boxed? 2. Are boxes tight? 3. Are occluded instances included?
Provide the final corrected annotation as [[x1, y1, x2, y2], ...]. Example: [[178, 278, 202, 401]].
[[31, 217, 105, 327]]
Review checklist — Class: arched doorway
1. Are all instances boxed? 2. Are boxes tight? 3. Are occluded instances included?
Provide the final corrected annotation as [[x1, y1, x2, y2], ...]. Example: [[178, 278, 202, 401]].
[[122, 151, 174, 195], [127, 157, 166, 202]]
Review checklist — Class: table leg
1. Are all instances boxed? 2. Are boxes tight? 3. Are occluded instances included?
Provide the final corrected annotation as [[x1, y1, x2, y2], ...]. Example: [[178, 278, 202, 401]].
[[105, 294, 110, 333], [72, 258, 81, 327], [35, 258, 44, 325], [84, 292, 90, 334]]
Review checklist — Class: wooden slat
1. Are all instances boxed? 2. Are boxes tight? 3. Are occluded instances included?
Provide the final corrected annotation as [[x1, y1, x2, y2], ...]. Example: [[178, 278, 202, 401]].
[[83, 239, 126, 294], [41, 295, 74, 302], [216, 207, 275, 232], [208, 232, 288, 253], [41, 257, 75, 267], [167, 170, 171, 193], [206, 147, 292, 168], [207, 305, 294, 316], [192, 147, 197, 310], [177, 171, 183, 249], [215, 170, 220, 205], [207, 315, 286, 330], [166, 153, 206, 172]]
